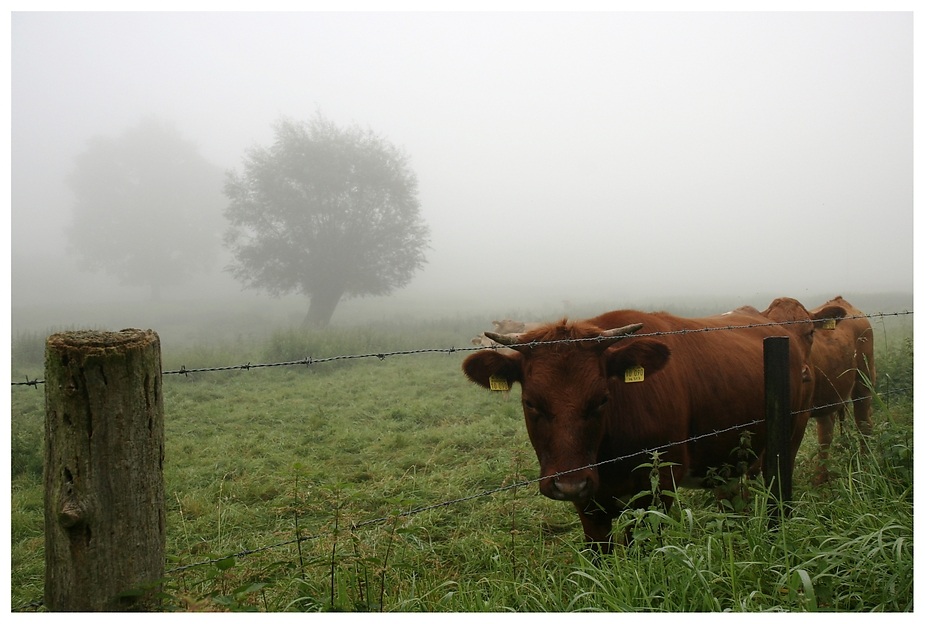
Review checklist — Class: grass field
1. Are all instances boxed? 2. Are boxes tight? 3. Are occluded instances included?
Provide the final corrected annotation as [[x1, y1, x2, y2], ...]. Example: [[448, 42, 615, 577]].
[[9, 296, 914, 612]]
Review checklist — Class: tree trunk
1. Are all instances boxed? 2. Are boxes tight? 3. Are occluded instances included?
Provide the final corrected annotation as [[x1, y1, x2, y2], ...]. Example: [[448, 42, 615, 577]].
[[44, 329, 165, 611], [302, 285, 345, 328]]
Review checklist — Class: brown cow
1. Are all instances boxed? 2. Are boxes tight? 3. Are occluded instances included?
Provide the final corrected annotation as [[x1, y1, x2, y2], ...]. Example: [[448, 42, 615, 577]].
[[736, 297, 876, 483], [462, 299, 846, 552], [806, 296, 876, 484]]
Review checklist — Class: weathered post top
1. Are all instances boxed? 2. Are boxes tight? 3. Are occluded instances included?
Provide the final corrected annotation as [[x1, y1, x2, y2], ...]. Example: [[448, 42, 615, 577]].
[[46, 327, 160, 353]]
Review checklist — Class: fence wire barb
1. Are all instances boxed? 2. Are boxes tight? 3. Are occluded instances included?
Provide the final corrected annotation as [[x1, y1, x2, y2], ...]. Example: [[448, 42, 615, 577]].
[[15, 376, 44, 388], [167, 415, 766, 574], [11, 310, 912, 387], [164, 382, 913, 576], [14, 307, 912, 606]]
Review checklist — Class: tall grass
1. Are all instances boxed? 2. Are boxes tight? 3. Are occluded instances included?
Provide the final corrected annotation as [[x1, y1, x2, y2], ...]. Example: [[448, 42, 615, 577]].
[[9, 312, 913, 612]]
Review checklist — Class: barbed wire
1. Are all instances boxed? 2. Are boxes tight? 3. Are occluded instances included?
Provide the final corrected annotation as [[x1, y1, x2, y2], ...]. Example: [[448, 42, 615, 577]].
[[12, 307, 911, 607], [13, 375, 44, 388], [166, 415, 767, 574], [164, 382, 912, 576], [11, 310, 912, 387], [12, 378, 909, 612]]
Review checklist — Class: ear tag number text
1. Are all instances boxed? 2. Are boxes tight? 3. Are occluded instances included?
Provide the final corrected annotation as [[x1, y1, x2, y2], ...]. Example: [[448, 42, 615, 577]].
[[625, 366, 645, 383], [822, 318, 837, 330], [489, 376, 510, 391]]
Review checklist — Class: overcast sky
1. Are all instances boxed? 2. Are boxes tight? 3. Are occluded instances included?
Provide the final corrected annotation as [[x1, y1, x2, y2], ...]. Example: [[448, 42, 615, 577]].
[[9, 8, 915, 312]]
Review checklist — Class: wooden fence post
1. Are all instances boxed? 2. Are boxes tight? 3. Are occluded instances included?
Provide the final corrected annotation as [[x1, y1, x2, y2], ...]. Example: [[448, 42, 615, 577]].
[[762, 336, 792, 523], [44, 329, 165, 611]]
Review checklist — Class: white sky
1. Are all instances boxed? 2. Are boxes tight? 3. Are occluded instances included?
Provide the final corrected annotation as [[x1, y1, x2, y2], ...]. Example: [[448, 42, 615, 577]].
[[7, 4, 918, 311]]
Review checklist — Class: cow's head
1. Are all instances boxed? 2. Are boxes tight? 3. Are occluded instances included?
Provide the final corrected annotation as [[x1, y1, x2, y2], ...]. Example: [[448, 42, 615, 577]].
[[462, 320, 670, 504], [761, 297, 847, 360], [755, 297, 848, 397]]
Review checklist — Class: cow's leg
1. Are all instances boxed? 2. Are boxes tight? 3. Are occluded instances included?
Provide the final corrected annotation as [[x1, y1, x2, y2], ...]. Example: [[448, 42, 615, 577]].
[[575, 503, 614, 555], [813, 413, 836, 485], [854, 350, 876, 449], [852, 385, 874, 452]]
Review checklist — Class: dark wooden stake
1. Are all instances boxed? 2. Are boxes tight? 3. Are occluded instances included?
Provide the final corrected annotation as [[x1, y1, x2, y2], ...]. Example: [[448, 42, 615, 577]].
[[44, 329, 165, 611], [762, 336, 792, 524]]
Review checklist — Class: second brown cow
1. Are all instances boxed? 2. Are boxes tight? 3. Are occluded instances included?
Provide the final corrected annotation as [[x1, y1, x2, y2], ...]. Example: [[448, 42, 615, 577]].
[[806, 296, 876, 483]]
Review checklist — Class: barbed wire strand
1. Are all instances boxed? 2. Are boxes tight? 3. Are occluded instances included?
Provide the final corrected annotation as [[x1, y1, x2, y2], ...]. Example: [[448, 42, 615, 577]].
[[12, 310, 911, 601], [11, 378, 906, 613], [12, 311, 912, 387], [164, 382, 912, 577], [165, 415, 765, 575], [14, 395, 910, 611]]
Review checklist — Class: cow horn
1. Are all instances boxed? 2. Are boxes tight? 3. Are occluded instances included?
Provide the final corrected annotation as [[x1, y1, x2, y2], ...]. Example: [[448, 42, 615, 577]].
[[483, 322, 642, 347], [599, 323, 644, 338], [483, 331, 522, 346]]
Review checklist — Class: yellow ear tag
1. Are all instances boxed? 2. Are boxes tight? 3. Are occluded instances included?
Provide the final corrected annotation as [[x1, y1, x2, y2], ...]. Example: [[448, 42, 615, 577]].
[[822, 318, 837, 330], [489, 376, 510, 391], [624, 366, 645, 383]]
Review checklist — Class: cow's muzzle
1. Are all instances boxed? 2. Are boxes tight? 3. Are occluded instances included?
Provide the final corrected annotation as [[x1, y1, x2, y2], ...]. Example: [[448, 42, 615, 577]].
[[544, 475, 593, 502]]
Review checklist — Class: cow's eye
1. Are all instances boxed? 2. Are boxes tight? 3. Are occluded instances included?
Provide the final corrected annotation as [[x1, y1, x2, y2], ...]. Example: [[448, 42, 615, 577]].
[[588, 396, 608, 415], [523, 398, 549, 422]]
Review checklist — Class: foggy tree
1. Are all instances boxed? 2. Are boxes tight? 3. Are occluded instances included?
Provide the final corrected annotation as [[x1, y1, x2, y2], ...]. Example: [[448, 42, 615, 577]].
[[66, 117, 225, 299], [223, 114, 430, 327]]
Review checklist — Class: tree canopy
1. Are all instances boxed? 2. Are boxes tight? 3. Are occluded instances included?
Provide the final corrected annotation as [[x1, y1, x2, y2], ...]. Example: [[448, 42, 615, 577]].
[[224, 114, 430, 327], [66, 117, 225, 299]]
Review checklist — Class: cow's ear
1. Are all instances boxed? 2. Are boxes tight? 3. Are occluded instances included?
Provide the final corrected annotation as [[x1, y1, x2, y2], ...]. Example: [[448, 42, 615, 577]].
[[462, 349, 523, 390], [812, 305, 848, 327], [604, 339, 671, 382]]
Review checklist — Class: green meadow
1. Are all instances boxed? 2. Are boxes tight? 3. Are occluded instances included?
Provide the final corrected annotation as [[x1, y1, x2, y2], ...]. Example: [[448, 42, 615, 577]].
[[10, 295, 913, 612]]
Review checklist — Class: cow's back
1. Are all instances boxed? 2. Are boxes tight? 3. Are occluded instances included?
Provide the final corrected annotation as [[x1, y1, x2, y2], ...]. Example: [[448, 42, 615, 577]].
[[586, 309, 809, 487]]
